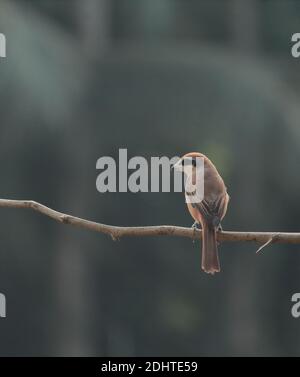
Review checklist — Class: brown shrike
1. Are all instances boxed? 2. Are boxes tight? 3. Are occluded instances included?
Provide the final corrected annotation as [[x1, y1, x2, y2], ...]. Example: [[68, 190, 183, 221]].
[[173, 152, 229, 274]]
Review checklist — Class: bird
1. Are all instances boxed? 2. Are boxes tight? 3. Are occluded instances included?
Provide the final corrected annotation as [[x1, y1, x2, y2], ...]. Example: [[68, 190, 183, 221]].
[[173, 152, 229, 274]]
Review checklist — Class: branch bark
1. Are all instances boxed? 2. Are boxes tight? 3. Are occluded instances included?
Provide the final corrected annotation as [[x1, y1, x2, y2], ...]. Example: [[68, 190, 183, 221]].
[[0, 198, 300, 245]]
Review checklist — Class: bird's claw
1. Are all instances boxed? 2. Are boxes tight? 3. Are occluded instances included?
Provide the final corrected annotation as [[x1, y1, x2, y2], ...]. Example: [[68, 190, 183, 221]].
[[216, 223, 223, 245], [191, 221, 199, 229], [191, 221, 200, 243]]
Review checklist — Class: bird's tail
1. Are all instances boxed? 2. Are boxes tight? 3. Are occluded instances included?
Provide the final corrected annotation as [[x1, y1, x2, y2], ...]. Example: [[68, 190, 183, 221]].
[[201, 223, 220, 274]]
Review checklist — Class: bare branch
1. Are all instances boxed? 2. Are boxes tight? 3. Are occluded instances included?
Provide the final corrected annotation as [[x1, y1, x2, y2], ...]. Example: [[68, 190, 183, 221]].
[[0, 198, 300, 247], [256, 233, 280, 253]]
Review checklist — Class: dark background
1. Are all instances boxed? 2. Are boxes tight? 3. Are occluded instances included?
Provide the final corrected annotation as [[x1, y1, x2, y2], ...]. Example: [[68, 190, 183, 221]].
[[0, 0, 300, 356]]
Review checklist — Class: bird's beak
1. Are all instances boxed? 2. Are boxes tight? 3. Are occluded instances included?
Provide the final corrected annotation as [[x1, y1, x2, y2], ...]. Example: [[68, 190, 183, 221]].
[[172, 159, 182, 171]]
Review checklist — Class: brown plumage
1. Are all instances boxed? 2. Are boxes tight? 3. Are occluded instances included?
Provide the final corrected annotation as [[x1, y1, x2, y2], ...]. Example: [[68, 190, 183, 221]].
[[173, 152, 229, 274]]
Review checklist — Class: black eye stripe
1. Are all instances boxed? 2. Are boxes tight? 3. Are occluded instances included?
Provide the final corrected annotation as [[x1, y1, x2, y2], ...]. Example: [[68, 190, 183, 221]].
[[182, 158, 197, 166]]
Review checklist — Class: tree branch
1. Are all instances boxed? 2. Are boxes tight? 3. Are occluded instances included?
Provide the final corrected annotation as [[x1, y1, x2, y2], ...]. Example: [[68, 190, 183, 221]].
[[0, 198, 299, 246]]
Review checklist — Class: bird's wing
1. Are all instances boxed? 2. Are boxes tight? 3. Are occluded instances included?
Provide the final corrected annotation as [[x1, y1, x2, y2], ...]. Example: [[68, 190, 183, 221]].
[[193, 194, 228, 227]]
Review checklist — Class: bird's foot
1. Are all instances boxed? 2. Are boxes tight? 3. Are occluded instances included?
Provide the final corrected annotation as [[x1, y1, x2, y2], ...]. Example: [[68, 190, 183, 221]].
[[216, 223, 223, 246], [191, 221, 199, 229], [191, 221, 200, 243]]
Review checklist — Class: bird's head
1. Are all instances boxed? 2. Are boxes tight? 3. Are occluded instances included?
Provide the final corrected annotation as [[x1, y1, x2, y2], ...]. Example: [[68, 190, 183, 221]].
[[172, 152, 204, 174]]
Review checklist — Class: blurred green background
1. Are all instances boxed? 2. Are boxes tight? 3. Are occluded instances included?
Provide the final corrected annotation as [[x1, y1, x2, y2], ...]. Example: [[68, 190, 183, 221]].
[[1, 0, 300, 356]]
